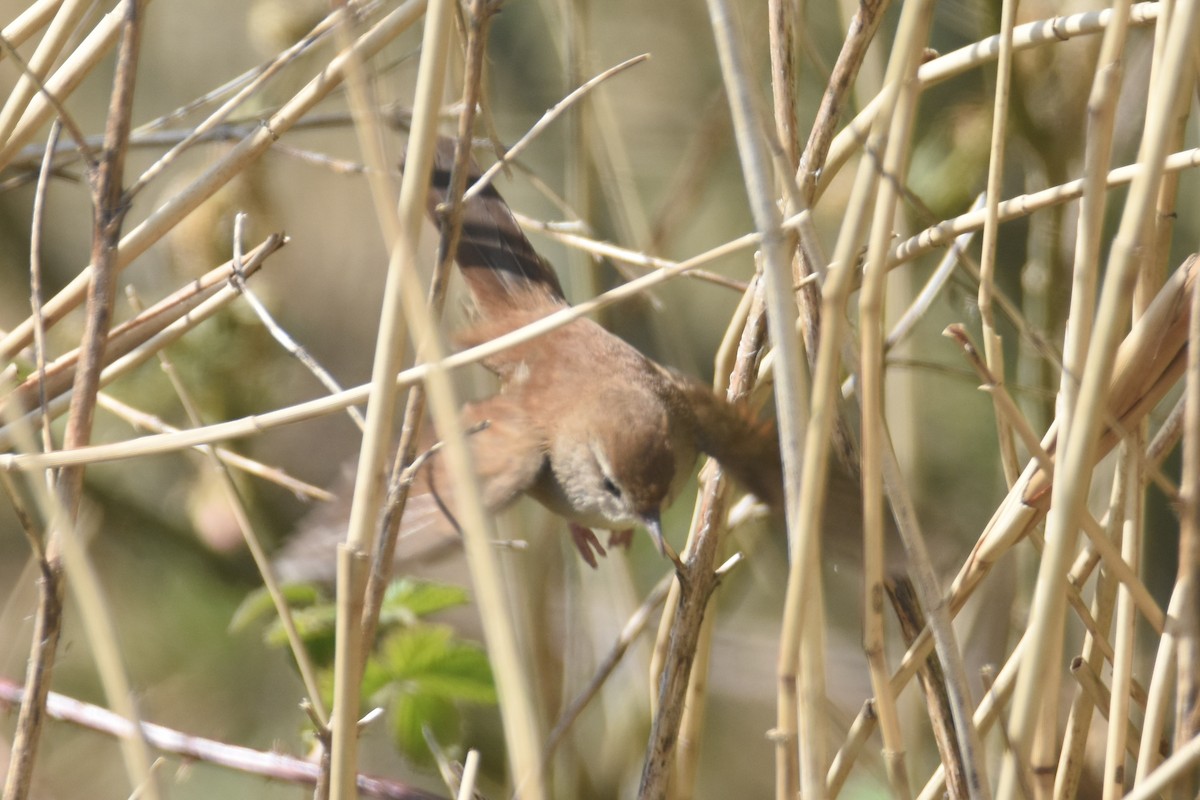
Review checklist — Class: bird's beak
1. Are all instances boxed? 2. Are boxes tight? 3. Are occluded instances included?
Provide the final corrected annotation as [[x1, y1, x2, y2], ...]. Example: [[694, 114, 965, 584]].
[[643, 510, 666, 557], [642, 510, 684, 571]]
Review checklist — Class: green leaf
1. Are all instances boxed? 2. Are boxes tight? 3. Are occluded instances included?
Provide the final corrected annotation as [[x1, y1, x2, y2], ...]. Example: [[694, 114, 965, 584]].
[[390, 691, 460, 764], [229, 583, 325, 632], [379, 579, 470, 627], [379, 627, 497, 705], [361, 656, 393, 702]]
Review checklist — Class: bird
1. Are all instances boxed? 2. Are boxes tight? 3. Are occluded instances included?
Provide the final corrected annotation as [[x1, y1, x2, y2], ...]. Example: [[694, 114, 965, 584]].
[[410, 140, 783, 568]]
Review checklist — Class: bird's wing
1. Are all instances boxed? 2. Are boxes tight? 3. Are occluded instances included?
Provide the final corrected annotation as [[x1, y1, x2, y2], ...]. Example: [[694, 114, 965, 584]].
[[424, 395, 548, 513]]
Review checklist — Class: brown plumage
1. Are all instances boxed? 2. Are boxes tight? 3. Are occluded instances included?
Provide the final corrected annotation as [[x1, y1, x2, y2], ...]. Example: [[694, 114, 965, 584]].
[[420, 142, 782, 566]]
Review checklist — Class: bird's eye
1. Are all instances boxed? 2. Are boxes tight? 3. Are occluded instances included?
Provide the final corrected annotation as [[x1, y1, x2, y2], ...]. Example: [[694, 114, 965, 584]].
[[601, 477, 622, 497]]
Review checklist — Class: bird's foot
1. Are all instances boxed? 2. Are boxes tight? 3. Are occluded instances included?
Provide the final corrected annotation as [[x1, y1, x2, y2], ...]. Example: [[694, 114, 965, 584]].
[[569, 523, 607, 569], [608, 528, 634, 550]]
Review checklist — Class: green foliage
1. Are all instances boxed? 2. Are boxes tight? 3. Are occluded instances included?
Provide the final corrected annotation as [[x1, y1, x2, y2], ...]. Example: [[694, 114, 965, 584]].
[[233, 578, 494, 763], [366, 625, 497, 762]]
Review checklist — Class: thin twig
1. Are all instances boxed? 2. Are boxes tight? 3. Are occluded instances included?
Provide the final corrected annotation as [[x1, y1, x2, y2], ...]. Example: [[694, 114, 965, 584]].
[[29, 120, 61, 458], [6, 5, 151, 799], [363, 0, 497, 662], [544, 571, 673, 765], [0, 26, 98, 166], [125, 286, 329, 726], [976, 0, 1020, 488], [0, 236, 288, 451], [0, 677, 444, 800], [640, 0, 805, 797], [228, 213, 365, 430], [0, 0, 428, 360], [94, 392, 332, 501], [461, 53, 650, 204], [5, 240, 279, 424], [797, 0, 891, 203], [124, 8, 346, 199], [998, 6, 1200, 791]]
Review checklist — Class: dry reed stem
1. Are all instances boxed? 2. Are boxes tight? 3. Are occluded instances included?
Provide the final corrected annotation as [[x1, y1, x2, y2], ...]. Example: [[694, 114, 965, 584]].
[[892, 147, 1200, 267], [1122, 732, 1200, 800], [131, 288, 329, 726], [1069, 658, 1148, 761], [0, 0, 91, 147], [818, 3, 1162, 202], [4, 5, 156, 799], [911, 610, 1019, 798], [0, 0, 427, 360], [1102, 446, 1141, 799], [637, 484, 732, 799], [977, 0, 1020, 489], [1053, 527, 1121, 800], [671, 602, 716, 800], [999, 0, 1198, 768], [1062, 0, 1133, 452], [1134, 571, 1190, 783], [0, 494, 63, 800], [692, 0, 815, 798], [768, 0, 800, 168], [93, 392, 331, 500], [0, 0, 65, 58], [363, 0, 495, 665], [29, 119, 59, 457], [670, 290, 769, 796], [1173, 204, 1200, 773], [0, 235, 287, 452], [329, 3, 453, 798], [4, 250, 270, 418], [858, 73, 916, 800], [888, 580, 968, 800], [0, 0, 152, 171], [797, 0, 890, 205], [826, 699, 877, 797]]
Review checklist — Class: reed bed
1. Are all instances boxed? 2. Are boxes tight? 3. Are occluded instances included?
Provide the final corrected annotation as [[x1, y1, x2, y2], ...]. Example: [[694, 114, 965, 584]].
[[0, 1, 1196, 798]]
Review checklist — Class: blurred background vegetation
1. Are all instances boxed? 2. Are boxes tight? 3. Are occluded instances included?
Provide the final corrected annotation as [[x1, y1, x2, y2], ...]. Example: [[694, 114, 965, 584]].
[[0, 0, 1195, 797]]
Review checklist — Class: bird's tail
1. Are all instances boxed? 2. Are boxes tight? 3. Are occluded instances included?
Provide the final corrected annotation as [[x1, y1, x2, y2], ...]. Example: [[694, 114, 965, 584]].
[[423, 139, 567, 316]]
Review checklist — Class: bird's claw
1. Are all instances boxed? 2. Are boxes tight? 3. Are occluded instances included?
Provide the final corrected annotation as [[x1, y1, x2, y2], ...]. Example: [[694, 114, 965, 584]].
[[569, 523, 606, 569]]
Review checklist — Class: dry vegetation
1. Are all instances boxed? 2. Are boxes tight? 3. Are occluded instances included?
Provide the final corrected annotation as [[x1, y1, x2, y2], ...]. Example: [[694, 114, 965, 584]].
[[0, 0, 1197, 799]]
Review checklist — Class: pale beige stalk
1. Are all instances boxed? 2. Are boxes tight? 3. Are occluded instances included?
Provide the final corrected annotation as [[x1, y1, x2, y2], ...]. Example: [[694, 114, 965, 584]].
[[977, 0, 1021, 488], [0, 0, 426, 360], [996, 4, 1200, 796]]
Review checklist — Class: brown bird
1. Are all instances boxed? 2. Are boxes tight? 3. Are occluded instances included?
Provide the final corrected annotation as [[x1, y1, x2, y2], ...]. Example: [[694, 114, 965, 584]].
[[416, 143, 782, 567]]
